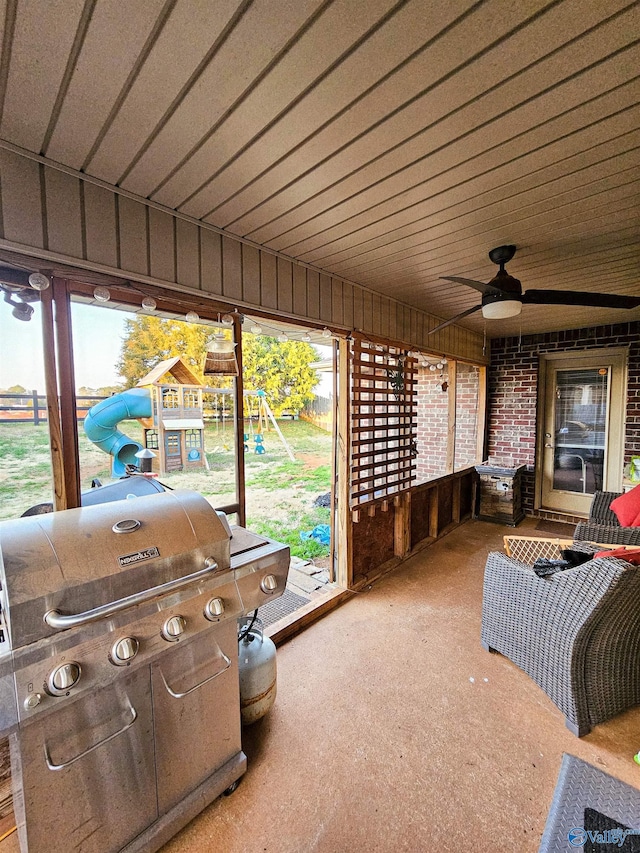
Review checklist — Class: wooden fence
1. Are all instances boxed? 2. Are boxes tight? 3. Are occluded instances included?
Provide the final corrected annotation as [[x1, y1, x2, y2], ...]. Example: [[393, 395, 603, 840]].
[[0, 391, 106, 424]]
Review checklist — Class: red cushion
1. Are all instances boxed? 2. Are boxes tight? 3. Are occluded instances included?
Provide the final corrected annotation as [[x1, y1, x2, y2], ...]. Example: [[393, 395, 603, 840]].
[[610, 485, 640, 527], [595, 547, 640, 565]]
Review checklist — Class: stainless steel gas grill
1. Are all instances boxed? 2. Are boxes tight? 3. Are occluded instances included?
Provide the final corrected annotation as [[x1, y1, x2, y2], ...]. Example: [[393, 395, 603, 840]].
[[0, 489, 289, 853]]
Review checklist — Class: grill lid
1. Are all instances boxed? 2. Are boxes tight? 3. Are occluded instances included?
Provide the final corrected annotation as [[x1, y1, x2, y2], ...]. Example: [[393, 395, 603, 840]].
[[0, 490, 231, 649]]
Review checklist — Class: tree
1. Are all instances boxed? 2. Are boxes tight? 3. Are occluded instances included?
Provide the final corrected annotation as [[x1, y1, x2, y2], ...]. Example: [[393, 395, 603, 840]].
[[117, 316, 209, 387], [242, 335, 318, 416], [118, 319, 319, 416]]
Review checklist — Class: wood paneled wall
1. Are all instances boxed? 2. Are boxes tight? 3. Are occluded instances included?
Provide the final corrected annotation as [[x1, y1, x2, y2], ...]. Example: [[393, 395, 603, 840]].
[[0, 147, 486, 363]]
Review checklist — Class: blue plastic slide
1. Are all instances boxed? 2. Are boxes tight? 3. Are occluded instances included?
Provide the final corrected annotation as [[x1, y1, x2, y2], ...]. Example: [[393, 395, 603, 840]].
[[83, 388, 152, 476]]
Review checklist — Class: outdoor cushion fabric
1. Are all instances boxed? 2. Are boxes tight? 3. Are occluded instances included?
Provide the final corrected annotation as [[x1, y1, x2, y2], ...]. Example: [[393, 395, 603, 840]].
[[610, 485, 640, 527], [594, 547, 640, 565]]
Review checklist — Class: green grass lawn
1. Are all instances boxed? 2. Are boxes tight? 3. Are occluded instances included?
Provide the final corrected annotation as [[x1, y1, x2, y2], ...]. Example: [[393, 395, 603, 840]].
[[0, 418, 333, 559]]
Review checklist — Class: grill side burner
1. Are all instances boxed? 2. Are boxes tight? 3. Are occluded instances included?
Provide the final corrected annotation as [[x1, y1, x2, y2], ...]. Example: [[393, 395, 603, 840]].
[[0, 489, 290, 853]]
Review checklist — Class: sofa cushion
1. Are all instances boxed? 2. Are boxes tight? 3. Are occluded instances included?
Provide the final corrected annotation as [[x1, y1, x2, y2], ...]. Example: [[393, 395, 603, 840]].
[[610, 485, 640, 527]]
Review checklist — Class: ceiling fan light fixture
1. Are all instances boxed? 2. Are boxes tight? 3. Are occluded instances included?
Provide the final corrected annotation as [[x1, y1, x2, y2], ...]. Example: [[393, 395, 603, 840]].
[[481, 299, 522, 320]]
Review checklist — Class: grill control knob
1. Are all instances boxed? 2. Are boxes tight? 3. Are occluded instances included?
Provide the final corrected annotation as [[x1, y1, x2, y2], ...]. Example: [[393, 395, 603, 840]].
[[110, 637, 139, 665], [47, 662, 81, 696], [24, 693, 42, 710], [204, 597, 225, 620], [260, 574, 278, 594], [162, 615, 186, 641]]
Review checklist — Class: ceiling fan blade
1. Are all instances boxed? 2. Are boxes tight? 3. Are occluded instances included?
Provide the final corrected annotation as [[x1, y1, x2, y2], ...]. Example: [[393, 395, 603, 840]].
[[440, 276, 501, 295], [522, 290, 640, 309], [428, 304, 482, 335]]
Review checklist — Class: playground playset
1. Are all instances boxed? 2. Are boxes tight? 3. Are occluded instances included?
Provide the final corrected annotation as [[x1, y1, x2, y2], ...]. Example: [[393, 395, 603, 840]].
[[84, 356, 206, 476], [84, 358, 294, 476]]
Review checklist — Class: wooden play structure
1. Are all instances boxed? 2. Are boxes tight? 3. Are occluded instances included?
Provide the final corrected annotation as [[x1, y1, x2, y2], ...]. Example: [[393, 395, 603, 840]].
[[137, 357, 206, 474]]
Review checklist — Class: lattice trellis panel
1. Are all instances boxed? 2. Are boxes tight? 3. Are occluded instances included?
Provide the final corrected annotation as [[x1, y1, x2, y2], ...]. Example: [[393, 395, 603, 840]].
[[350, 338, 417, 507]]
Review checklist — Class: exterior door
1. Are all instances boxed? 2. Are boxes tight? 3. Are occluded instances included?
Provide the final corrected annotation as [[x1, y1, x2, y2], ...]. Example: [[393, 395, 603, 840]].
[[539, 349, 627, 515], [165, 430, 183, 471]]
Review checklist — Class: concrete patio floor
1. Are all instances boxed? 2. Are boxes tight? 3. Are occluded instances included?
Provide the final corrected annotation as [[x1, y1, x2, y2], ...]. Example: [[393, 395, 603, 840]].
[[3, 516, 640, 852]]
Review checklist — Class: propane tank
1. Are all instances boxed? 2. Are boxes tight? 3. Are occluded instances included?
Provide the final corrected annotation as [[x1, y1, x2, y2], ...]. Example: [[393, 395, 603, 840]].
[[237, 616, 277, 725]]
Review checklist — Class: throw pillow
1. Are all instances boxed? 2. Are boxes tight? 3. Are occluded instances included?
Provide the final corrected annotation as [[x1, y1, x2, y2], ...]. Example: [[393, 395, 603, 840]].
[[610, 485, 640, 527]]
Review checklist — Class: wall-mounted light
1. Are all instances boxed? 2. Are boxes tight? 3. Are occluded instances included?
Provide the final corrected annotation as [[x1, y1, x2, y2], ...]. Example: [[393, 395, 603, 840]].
[[93, 286, 111, 303], [141, 296, 157, 311], [3, 291, 34, 321], [28, 272, 50, 291], [185, 310, 199, 323]]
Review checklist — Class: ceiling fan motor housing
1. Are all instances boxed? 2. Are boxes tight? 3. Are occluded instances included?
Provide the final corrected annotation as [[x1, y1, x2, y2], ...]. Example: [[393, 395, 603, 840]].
[[481, 268, 523, 319], [483, 268, 523, 301]]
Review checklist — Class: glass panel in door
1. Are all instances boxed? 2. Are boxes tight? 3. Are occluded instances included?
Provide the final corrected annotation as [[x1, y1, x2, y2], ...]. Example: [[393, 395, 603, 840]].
[[552, 367, 608, 495]]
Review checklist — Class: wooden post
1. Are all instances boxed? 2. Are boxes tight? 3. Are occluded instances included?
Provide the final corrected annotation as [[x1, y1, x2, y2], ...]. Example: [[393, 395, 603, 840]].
[[476, 365, 488, 463], [394, 491, 411, 558], [32, 389, 40, 425], [452, 476, 461, 524], [447, 359, 457, 474], [336, 338, 353, 589], [329, 339, 338, 583], [40, 287, 67, 511], [52, 278, 80, 508], [233, 315, 246, 527], [429, 484, 439, 539]]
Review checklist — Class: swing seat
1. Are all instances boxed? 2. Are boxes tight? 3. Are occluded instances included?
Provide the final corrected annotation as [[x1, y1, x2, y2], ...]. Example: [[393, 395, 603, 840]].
[[255, 445, 266, 454], [254, 434, 263, 442]]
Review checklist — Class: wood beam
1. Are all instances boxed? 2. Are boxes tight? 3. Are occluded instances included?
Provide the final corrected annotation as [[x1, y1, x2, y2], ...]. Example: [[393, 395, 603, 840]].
[[40, 286, 66, 510], [233, 314, 246, 527], [52, 278, 80, 508], [336, 338, 353, 589], [447, 359, 457, 473]]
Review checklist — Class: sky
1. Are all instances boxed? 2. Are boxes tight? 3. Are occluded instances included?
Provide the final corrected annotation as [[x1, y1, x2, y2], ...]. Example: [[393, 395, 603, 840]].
[[0, 299, 333, 394], [0, 301, 128, 391]]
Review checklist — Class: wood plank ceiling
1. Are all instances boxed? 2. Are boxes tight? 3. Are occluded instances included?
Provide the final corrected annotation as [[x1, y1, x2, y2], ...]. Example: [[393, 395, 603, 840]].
[[0, 0, 638, 338]]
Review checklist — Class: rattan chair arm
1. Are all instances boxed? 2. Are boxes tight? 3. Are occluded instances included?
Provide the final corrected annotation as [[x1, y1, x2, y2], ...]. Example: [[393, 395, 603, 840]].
[[575, 522, 640, 546]]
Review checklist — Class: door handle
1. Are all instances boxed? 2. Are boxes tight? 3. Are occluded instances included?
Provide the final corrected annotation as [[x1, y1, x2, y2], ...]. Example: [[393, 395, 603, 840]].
[[160, 651, 231, 698], [544, 443, 553, 448], [44, 702, 137, 770]]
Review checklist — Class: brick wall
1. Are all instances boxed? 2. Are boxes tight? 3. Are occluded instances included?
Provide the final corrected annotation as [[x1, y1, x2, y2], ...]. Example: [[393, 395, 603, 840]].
[[455, 362, 481, 470], [415, 361, 481, 482], [415, 366, 448, 482], [488, 321, 640, 513]]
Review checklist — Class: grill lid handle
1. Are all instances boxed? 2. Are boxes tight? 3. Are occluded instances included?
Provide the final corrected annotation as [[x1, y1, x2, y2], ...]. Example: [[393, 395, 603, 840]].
[[43, 561, 218, 631]]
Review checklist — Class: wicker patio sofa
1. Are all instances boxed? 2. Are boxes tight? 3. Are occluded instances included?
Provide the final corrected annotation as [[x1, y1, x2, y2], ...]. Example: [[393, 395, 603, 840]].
[[481, 549, 640, 736], [574, 490, 640, 545]]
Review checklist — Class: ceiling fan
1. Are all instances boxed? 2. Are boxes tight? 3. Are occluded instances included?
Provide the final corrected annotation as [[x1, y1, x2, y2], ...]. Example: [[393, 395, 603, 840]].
[[429, 245, 640, 334]]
